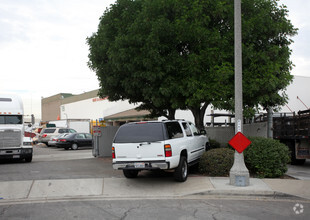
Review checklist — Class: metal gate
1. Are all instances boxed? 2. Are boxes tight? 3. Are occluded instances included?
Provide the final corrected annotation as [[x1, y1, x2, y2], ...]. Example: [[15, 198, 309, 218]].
[[93, 126, 119, 157]]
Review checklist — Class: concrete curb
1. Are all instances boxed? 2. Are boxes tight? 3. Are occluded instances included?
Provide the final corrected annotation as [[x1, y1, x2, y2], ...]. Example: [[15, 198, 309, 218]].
[[0, 177, 309, 204], [1, 190, 307, 206]]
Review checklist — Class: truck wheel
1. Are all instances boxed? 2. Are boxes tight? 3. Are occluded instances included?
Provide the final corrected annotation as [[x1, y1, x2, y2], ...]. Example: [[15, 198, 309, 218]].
[[123, 170, 139, 178], [25, 156, 32, 163], [174, 156, 188, 182], [72, 143, 78, 150]]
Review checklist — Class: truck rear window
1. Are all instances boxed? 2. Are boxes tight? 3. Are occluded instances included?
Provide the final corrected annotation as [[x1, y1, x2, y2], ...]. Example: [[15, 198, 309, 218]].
[[165, 122, 184, 139], [114, 123, 165, 143]]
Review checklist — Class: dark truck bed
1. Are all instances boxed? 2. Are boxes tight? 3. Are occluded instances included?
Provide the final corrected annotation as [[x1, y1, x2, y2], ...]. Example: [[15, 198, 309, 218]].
[[273, 109, 310, 164]]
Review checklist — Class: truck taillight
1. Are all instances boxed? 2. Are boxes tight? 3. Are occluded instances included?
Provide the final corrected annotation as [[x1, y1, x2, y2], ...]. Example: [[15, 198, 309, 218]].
[[42, 134, 47, 138], [112, 146, 116, 159], [164, 144, 172, 157]]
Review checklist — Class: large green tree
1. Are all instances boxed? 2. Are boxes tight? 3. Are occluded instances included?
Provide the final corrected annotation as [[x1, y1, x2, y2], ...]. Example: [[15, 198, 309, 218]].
[[87, 0, 297, 129]]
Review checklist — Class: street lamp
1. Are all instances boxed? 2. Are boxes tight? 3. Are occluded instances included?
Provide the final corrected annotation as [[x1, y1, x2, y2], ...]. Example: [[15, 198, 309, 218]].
[[229, 0, 250, 186]]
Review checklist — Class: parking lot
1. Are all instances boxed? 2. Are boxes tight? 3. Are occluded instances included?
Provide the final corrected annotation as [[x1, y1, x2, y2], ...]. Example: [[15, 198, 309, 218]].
[[0, 144, 123, 181], [1, 143, 309, 182], [0, 143, 196, 182]]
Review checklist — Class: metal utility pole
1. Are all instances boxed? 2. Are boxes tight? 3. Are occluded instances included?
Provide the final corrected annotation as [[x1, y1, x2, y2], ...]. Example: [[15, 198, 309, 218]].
[[229, 0, 250, 186]]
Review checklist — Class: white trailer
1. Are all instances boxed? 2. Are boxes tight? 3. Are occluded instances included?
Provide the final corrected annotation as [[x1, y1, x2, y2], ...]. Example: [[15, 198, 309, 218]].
[[0, 94, 33, 162], [47, 119, 90, 133]]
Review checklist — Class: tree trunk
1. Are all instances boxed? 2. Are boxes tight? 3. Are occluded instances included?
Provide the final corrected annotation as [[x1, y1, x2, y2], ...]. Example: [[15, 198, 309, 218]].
[[267, 107, 273, 138], [167, 108, 176, 120], [189, 103, 208, 130]]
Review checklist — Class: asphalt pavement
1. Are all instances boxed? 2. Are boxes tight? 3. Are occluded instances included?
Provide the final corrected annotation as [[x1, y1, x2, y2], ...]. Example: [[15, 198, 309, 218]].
[[0, 145, 309, 204]]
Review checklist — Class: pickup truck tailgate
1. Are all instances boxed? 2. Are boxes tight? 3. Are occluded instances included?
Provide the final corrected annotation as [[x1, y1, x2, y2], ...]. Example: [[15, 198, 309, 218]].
[[114, 142, 165, 161]]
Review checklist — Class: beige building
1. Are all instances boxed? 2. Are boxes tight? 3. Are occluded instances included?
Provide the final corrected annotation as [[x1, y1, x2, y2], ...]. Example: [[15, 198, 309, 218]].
[[41, 93, 73, 122], [41, 90, 153, 125]]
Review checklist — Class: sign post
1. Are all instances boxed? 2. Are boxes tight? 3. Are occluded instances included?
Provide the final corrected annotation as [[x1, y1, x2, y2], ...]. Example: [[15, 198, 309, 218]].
[[229, 0, 250, 186]]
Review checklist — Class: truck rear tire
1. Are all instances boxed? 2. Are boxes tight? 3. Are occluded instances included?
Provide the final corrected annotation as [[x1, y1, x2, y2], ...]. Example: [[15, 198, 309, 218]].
[[123, 170, 139, 178], [174, 156, 188, 182]]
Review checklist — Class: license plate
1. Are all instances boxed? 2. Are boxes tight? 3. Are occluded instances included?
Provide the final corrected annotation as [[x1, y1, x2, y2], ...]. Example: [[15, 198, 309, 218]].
[[134, 163, 145, 168], [13, 155, 20, 158]]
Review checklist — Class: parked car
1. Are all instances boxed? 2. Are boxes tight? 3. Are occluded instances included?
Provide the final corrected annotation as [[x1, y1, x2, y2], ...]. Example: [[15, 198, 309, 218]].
[[112, 120, 209, 182], [57, 133, 93, 150], [38, 127, 77, 145], [48, 133, 70, 147]]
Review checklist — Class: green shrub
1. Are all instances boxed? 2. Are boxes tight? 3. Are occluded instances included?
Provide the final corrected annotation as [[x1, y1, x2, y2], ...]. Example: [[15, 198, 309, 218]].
[[244, 137, 290, 178], [207, 139, 221, 151], [199, 148, 234, 176]]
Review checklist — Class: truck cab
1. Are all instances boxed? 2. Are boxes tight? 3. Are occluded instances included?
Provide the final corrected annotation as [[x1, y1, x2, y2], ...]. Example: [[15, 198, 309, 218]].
[[0, 94, 33, 162]]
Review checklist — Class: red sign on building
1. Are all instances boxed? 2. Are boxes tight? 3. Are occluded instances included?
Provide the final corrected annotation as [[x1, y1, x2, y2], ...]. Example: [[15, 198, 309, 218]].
[[229, 132, 251, 153]]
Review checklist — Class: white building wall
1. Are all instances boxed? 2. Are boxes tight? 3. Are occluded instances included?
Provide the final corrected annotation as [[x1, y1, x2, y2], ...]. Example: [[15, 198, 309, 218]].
[[59, 75, 310, 124], [60, 97, 137, 121], [172, 75, 310, 124]]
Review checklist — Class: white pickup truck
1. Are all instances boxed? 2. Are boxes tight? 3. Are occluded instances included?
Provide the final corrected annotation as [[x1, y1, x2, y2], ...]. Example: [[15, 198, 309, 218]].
[[112, 120, 209, 182]]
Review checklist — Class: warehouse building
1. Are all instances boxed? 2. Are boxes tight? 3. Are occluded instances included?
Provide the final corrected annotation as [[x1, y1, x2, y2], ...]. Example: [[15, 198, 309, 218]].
[[41, 89, 154, 126], [41, 76, 310, 126]]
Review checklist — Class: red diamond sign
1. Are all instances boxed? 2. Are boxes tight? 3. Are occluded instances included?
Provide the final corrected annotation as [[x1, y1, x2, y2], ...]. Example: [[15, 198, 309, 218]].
[[229, 132, 251, 153]]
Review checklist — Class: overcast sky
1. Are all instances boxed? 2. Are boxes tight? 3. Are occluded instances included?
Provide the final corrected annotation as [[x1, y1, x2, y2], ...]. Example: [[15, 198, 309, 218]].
[[0, 0, 309, 119]]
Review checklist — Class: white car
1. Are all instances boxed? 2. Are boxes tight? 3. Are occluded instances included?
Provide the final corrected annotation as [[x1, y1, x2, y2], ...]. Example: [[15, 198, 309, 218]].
[[47, 133, 70, 147], [112, 120, 209, 182], [39, 127, 76, 146]]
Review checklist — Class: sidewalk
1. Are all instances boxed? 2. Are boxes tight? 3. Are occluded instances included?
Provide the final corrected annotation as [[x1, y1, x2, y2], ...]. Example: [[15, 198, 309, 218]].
[[1, 177, 309, 203]]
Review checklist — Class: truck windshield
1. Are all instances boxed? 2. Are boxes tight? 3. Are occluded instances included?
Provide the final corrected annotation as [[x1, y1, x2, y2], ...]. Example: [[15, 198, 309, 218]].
[[0, 115, 23, 124], [114, 122, 164, 143]]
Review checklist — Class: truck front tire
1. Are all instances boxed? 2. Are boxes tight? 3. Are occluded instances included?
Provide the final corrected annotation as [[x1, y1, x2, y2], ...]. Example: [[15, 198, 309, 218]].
[[174, 156, 188, 182]]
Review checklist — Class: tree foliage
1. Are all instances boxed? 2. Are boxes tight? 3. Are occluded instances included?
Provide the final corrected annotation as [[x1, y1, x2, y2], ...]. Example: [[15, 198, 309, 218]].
[[87, 0, 297, 128]]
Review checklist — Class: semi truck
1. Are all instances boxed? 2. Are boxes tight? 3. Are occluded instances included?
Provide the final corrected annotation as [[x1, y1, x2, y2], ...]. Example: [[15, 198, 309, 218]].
[[273, 109, 310, 165], [0, 94, 33, 162]]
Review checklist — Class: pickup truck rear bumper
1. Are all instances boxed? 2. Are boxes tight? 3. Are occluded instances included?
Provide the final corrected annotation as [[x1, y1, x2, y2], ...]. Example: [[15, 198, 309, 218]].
[[113, 161, 169, 170]]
